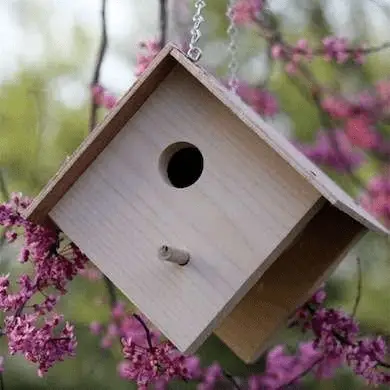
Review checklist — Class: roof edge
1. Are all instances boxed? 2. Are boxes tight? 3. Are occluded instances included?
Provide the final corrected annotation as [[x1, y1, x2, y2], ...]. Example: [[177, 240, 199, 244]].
[[169, 48, 389, 235], [25, 43, 179, 225]]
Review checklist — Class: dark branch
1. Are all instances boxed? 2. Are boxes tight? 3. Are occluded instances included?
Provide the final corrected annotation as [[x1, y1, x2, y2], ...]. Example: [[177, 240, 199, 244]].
[[0, 171, 9, 201], [0, 171, 9, 248], [103, 275, 117, 309], [0, 371, 4, 390], [352, 257, 363, 317], [89, 0, 108, 132], [159, 0, 168, 47], [133, 314, 154, 351], [277, 356, 323, 389]]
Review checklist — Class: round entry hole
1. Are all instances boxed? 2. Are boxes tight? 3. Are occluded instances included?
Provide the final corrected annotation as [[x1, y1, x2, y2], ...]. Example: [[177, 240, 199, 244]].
[[159, 142, 204, 188]]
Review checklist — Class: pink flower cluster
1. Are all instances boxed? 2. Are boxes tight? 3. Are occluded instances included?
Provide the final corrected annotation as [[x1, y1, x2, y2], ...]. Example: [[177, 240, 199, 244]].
[[233, 0, 264, 24], [321, 94, 382, 149], [322, 36, 365, 64], [237, 82, 279, 117], [90, 301, 160, 349], [248, 342, 321, 389], [135, 40, 161, 77], [120, 338, 201, 389], [272, 39, 313, 74], [91, 84, 117, 110], [271, 36, 365, 74], [4, 313, 76, 377], [295, 289, 389, 386], [296, 129, 364, 172], [359, 173, 390, 226], [90, 302, 201, 388], [0, 193, 88, 375]]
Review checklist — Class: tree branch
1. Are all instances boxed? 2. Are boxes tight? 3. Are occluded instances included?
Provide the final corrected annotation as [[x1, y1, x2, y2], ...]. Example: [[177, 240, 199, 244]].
[[352, 257, 363, 317], [89, 0, 108, 132], [276, 356, 323, 389], [0, 171, 9, 248], [0, 371, 4, 390], [133, 314, 154, 351], [159, 0, 168, 47]]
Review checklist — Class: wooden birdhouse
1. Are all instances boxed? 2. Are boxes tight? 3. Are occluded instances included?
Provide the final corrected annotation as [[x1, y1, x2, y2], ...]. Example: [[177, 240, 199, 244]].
[[25, 44, 388, 363]]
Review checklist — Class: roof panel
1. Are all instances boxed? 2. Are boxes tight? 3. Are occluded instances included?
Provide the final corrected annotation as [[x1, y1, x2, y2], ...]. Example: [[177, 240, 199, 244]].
[[25, 43, 389, 235]]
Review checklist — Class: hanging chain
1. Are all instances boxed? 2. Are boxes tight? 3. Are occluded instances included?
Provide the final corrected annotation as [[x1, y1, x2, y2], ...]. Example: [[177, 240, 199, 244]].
[[226, 0, 239, 94], [187, 0, 206, 62]]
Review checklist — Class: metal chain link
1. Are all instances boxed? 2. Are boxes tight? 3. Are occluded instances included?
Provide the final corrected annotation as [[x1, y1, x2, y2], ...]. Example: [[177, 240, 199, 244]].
[[226, 0, 239, 94], [187, 0, 206, 62]]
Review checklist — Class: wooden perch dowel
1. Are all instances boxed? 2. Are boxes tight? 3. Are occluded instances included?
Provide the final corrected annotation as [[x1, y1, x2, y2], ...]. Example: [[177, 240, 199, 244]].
[[158, 245, 190, 266]]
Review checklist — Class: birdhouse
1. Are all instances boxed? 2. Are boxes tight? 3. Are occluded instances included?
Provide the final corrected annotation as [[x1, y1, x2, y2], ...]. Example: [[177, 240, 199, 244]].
[[25, 43, 388, 364]]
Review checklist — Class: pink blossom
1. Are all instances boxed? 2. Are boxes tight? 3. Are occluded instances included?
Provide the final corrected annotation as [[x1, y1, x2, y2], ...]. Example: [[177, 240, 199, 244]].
[[0, 356, 4, 373], [233, 0, 264, 24], [346, 336, 387, 385], [198, 363, 224, 390], [312, 309, 359, 359], [376, 79, 390, 113], [249, 342, 323, 389], [4, 313, 76, 376], [112, 301, 126, 319], [135, 40, 161, 77], [322, 36, 349, 63], [91, 85, 117, 109], [121, 338, 198, 388], [5, 230, 17, 243], [359, 173, 390, 226], [0, 193, 88, 375], [271, 44, 285, 59], [237, 82, 279, 116], [321, 36, 365, 64], [89, 321, 102, 335], [293, 286, 327, 330], [345, 115, 379, 149], [79, 265, 102, 281], [285, 61, 297, 74], [296, 129, 364, 172], [321, 96, 351, 119]]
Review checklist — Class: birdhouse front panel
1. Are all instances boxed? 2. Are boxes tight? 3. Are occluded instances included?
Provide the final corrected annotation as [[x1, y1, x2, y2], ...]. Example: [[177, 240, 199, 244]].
[[48, 64, 322, 353]]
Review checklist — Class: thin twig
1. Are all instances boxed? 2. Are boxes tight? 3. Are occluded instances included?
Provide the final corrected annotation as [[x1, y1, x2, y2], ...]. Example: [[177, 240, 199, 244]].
[[159, 0, 168, 47], [0, 372, 4, 390], [103, 275, 117, 309], [133, 313, 154, 351], [0, 172, 9, 201], [89, 0, 108, 132], [276, 356, 323, 389], [352, 257, 363, 317], [0, 171, 9, 248]]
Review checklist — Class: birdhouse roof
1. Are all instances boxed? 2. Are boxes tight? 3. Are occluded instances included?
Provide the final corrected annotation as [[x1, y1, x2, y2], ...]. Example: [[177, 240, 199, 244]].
[[25, 43, 388, 235]]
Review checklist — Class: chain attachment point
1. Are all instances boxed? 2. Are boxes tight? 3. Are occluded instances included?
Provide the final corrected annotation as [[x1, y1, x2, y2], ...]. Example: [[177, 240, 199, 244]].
[[187, 0, 206, 62], [226, 0, 239, 94]]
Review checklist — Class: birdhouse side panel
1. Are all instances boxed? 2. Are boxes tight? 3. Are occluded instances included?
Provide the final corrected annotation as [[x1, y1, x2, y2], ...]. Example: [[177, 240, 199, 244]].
[[49, 65, 321, 353]]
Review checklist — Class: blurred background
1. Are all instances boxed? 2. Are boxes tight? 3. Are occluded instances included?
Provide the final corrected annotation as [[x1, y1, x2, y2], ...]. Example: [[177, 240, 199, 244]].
[[0, 0, 389, 388]]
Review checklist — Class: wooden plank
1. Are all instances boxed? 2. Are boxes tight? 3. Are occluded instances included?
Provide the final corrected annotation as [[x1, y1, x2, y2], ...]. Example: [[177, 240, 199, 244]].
[[25, 44, 178, 225], [48, 65, 322, 354], [215, 201, 366, 363], [170, 48, 388, 235]]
